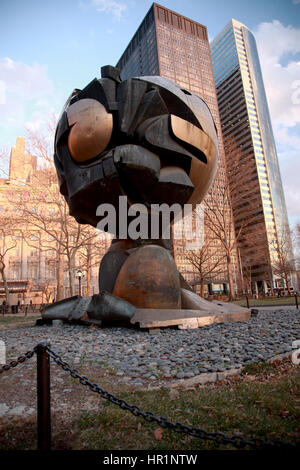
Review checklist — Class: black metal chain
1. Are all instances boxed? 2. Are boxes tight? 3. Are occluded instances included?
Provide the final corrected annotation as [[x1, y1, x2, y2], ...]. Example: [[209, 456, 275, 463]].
[[46, 346, 296, 450], [0, 349, 36, 374]]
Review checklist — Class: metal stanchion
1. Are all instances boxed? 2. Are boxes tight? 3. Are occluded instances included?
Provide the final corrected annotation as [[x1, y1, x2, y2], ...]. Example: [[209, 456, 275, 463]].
[[295, 293, 298, 310], [36, 341, 51, 451], [246, 295, 249, 309]]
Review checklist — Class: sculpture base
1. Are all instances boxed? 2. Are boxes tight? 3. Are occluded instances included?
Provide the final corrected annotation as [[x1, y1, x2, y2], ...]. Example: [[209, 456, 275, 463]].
[[131, 289, 250, 329], [41, 289, 250, 330], [131, 305, 250, 330]]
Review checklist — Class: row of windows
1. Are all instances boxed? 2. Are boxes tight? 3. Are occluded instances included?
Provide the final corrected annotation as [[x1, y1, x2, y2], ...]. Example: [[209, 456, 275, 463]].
[[211, 26, 235, 58]]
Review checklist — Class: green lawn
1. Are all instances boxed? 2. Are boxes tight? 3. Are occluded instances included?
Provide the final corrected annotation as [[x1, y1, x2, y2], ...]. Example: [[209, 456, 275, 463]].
[[1, 359, 299, 450], [232, 296, 299, 307], [72, 362, 300, 450], [0, 315, 38, 325]]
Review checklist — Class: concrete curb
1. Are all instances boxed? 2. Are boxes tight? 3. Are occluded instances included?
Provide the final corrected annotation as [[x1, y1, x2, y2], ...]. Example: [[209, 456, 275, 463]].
[[0, 320, 36, 331], [147, 350, 294, 390]]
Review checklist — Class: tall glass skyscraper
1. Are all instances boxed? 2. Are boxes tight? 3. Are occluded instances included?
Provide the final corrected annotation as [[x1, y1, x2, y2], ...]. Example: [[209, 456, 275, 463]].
[[116, 3, 239, 292], [211, 19, 291, 292]]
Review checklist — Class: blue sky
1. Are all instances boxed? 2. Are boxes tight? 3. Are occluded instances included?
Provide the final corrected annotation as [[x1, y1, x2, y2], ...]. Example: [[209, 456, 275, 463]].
[[0, 0, 300, 225]]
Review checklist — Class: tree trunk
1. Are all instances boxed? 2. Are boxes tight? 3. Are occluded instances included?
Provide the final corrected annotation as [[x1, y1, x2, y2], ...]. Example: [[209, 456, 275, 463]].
[[249, 268, 252, 296], [268, 265, 274, 296], [67, 253, 75, 297], [68, 266, 74, 296], [285, 274, 291, 294], [56, 252, 64, 301], [86, 266, 91, 297], [227, 254, 235, 300], [0, 266, 10, 307], [200, 278, 205, 298], [86, 244, 91, 296]]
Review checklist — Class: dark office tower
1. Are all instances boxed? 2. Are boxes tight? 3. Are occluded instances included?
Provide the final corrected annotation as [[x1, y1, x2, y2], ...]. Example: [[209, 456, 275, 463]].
[[117, 3, 240, 294], [211, 19, 293, 293]]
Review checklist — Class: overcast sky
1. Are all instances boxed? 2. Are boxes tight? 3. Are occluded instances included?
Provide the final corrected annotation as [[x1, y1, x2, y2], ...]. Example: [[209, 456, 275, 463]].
[[0, 0, 299, 226]]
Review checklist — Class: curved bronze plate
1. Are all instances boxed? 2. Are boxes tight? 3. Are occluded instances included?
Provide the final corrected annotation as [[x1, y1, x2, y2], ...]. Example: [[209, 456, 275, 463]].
[[170, 114, 217, 164], [113, 245, 181, 309], [170, 114, 218, 206], [67, 98, 113, 162]]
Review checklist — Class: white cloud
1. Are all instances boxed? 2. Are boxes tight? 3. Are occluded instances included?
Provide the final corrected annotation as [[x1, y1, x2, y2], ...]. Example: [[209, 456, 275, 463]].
[[254, 21, 300, 224], [0, 80, 5, 104], [0, 57, 53, 98], [0, 57, 56, 144], [25, 119, 44, 133], [278, 146, 300, 222], [0, 57, 54, 127], [255, 21, 300, 127], [91, 0, 127, 19]]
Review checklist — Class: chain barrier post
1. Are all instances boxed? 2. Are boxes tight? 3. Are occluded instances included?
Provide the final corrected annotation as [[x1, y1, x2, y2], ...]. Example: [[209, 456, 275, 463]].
[[45, 345, 296, 449], [36, 341, 51, 451], [295, 293, 298, 310]]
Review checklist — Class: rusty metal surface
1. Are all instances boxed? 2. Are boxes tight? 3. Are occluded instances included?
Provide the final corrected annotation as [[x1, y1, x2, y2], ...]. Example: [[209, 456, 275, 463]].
[[52, 66, 220, 322], [113, 245, 181, 309], [67, 98, 113, 162], [55, 67, 218, 230], [42, 292, 135, 325], [131, 307, 251, 329], [87, 291, 136, 324], [99, 250, 129, 294], [170, 114, 217, 206], [42, 296, 84, 321]]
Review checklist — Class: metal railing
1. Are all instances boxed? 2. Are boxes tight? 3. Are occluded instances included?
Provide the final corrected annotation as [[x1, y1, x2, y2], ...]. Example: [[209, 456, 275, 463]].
[[241, 293, 299, 309], [0, 342, 298, 451]]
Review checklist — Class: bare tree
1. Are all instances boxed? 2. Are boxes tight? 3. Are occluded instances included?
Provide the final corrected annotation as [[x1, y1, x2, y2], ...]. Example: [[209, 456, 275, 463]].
[[204, 137, 262, 299], [0, 230, 16, 307], [183, 211, 226, 297], [203, 178, 241, 300], [76, 231, 111, 296], [8, 125, 103, 299], [295, 224, 300, 290], [238, 228, 273, 295], [0, 147, 10, 179], [40, 280, 53, 304], [11, 171, 103, 298], [271, 223, 295, 294]]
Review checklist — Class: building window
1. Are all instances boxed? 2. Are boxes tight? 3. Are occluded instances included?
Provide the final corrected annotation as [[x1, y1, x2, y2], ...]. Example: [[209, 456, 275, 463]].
[[30, 234, 39, 241], [28, 263, 39, 279], [10, 264, 21, 280]]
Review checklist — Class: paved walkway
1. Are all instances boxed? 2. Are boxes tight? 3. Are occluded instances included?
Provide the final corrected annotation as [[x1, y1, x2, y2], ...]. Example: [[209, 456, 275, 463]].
[[1, 312, 41, 318], [256, 305, 299, 311]]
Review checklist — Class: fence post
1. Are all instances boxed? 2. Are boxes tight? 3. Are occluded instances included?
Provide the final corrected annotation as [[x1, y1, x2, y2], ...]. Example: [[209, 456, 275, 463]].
[[246, 295, 249, 309], [36, 341, 51, 451], [295, 293, 299, 310]]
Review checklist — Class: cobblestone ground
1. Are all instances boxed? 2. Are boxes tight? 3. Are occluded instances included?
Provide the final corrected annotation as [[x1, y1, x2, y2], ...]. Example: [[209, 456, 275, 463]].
[[0, 308, 299, 443], [1, 309, 299, 385]]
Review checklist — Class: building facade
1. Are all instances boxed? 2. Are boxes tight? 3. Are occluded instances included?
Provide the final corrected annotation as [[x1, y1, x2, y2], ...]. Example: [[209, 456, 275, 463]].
[[211, 19, 293, 293], [116, 3, 240, 294], [0, 138, 109, 305]]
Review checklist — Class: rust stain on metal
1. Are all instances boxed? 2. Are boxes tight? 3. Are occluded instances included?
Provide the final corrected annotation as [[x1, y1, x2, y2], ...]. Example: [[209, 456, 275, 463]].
[[67, 98, 113, 162], [113, 245, 181, 309]]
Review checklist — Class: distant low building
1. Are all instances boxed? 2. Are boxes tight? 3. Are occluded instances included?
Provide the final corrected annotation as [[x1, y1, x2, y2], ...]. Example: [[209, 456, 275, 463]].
[[0, 137, 110, 305]]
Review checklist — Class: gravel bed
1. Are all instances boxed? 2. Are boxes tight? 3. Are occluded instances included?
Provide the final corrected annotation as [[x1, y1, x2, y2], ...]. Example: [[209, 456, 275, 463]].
[[1, 309, 299, 386]]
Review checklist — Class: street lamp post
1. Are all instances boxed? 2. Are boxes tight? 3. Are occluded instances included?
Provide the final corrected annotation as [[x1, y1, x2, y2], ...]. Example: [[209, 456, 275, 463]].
[[77, 270, 83, 296]]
